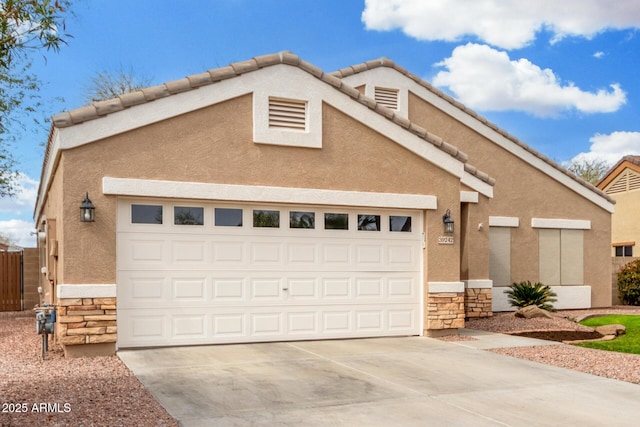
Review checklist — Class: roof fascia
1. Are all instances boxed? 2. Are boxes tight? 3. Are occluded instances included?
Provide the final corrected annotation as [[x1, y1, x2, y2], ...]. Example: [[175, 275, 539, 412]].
[[37, 63, 485, 211], [598, 160, 640, 190]]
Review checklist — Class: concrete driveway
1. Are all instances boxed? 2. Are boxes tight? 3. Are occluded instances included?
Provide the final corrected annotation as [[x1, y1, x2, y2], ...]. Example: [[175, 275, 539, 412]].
[[118, 331, 640, 426]]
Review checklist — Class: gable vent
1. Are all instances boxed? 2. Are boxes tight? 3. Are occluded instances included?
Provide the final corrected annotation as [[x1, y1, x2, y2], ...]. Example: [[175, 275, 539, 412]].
[[374, 87, 399, 110], [605, 169, 640, 194], [629, 170, 640, 191], [606, 172, 628, 194], [268, 97, 307, 131]]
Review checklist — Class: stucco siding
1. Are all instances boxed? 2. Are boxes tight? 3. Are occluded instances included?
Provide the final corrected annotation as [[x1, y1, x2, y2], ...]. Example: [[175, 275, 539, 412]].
[[610, 190, 640, 251], [58, 93, 460, 284], [408, 92, 612, 307]]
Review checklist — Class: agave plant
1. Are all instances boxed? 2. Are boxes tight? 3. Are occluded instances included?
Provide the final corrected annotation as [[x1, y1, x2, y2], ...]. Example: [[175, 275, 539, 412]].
[[504, 281, 557, 311]]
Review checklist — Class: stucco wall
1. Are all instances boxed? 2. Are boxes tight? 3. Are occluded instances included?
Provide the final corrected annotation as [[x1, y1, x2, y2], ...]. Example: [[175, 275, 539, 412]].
[[38, 159, 65, 303], [57, 94, 461, 285], [408, 92, 612, 307], [609, 189, 640, 252]]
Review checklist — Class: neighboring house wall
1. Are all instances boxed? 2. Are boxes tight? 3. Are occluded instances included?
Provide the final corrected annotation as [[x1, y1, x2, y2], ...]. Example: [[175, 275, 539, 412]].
[[611, 256, 640, 305], [609, 189, 640, 254], [600, 163, 640, 257]]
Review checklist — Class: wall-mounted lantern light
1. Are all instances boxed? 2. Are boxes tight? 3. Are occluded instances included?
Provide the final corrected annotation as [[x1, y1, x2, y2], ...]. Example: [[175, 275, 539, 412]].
[[442, 209, 454, 234], [80, 193, 95, 222]]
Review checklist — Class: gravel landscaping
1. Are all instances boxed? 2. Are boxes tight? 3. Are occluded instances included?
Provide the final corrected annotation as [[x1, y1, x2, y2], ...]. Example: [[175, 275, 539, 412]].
[[0, 311, 178, 427], [465, 306, 640, 386], [2, 307, 640, 425]]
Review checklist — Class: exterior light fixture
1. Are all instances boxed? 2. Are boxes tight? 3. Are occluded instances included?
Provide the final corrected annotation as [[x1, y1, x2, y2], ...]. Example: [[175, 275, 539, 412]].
[[80, 193, 95, 222], [443, 209, 454, 234]]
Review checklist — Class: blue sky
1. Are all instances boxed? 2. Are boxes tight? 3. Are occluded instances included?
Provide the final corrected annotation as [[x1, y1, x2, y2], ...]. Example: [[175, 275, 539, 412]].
[[2, 0, 640, 246]]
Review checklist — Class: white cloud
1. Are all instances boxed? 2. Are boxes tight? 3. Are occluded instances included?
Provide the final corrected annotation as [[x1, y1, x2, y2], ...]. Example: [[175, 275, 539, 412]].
[[362, 0, 640, 49], [432, 43, 626, 117], [569, 131, 640, 166], [0, 219, 36, 248], [0, 173, 38, 248], [593, 51, 605, 58], [0, 173, 38, 217]]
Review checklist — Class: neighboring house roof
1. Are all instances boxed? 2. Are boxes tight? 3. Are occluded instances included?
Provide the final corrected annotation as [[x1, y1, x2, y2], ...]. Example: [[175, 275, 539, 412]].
[[597, 155, 640, 191], [331, 58, 616, 209], [35, 52, 497, 219]]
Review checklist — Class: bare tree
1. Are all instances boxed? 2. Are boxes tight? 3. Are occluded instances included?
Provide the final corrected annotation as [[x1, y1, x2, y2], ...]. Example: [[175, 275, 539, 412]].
[[567, 157, 611, 185], [84, 67, 153, 103]]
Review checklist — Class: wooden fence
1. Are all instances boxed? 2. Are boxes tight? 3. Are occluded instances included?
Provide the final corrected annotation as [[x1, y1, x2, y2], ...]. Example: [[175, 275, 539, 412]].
[[0, 251, 22, 311]]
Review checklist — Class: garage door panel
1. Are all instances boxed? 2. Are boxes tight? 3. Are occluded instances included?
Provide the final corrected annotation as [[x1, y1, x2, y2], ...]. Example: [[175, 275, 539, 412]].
[[212, 241, 245, 264], [388, 310, 415, 330], [173, 314, 206, 338], [117, 304, 420, 347], [288, 243, 318, 264], [213, 313, 246, 337], [388, 277, 416, 299], [251, 242, 284, 264], [286, 278, 318, 300], [251, 313, 284, 336], [357, 310, 384, 331], [212, 278, 245, 300], [322, 244, 351, 264], [356, 278, 383, 298], [323, 311, 351, 333], [356, 244, 383, 264], [322, 278, 352, 299], [288, 311, 319, 335], [250, 278, 284, 300], [117, 200, 422, 347], [173, 277, 207, 300], [171, 240, 207, 263]]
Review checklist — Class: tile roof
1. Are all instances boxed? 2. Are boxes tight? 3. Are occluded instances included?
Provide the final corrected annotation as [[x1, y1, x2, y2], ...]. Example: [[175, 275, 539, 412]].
[[597, 155, 640, 188], [331, 58, 615, 205], [45, 51, 494, 187]]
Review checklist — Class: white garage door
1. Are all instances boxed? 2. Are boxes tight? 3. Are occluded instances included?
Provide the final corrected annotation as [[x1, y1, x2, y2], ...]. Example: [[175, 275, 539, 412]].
[[116, 199, 422, 348]]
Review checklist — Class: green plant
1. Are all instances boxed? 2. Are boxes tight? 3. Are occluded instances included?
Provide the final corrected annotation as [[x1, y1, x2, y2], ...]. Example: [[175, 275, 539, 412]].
[[577, 315, 640, 354], [617, 260, 640, 306], [504, 281, 557, 311]]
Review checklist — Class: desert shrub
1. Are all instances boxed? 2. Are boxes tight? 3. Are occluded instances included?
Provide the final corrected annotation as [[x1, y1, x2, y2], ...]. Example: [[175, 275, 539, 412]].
[[504, 281, 557, 311], [617, 259, 640, 306]]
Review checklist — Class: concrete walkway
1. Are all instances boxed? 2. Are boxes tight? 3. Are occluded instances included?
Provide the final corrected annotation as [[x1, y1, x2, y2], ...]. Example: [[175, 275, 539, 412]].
[[118, 332, 640, 426]]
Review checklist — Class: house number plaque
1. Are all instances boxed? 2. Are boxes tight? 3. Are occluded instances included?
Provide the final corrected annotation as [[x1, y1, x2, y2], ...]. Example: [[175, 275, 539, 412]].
[[438, 236, 454, 245]]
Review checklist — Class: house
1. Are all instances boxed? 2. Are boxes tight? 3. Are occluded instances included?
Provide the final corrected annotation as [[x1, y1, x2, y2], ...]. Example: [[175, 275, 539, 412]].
[[34, 52, 614, 357], [597, 155, 640, 258]]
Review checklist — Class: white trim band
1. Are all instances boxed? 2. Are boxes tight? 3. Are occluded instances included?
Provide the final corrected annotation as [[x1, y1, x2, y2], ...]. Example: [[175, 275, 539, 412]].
[[461, 172, 493, 198], [57, 284, 117, 299], [460, 191, 479, 203], [464, 279, 493, 289], [103, 177, 438, 210], [428, 281, 464, 293], [531, 218, 591, 230], [489, 216, 520, 227]]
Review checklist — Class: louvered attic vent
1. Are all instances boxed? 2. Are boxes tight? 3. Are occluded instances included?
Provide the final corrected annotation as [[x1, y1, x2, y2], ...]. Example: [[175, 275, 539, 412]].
[[374, 87, 399, 110], [606, 169, 640, 194], [268, 97, 307, 131]]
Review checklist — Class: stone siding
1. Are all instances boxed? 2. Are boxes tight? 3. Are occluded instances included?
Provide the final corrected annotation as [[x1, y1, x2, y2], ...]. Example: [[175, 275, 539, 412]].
[[426, 292, 465, 335], [465, 288, 492, 318], [56, 298, 117, 346]]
